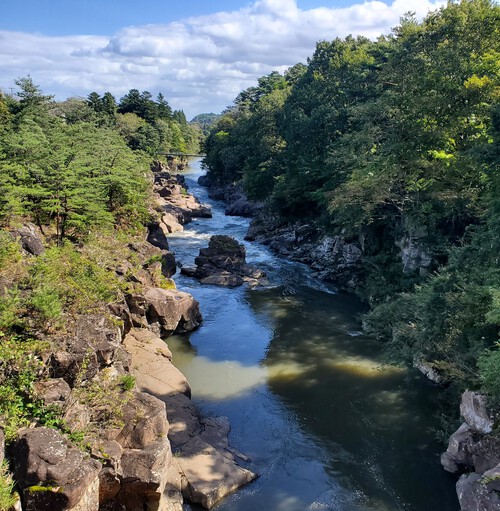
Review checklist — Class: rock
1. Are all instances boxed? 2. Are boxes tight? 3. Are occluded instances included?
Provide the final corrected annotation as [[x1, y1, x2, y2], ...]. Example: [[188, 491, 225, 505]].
[[460, 391, 493, 434], [147, 222, 170, 251], [111, 392, 173, 511], [14, 427, 101, 511], [183, 235, 266, 287], [441, 422, 475, 473], [456, 472, 500, 511], [116, 391, 169, 450], [63, 400, 91, 433], [162, 461, 184, 511], [414, 360, 448, 385], [108, 301, 133, 337], [471, 435, 500, 474], [162, 393, 202, 448], [176, 436, 257, 509], [126, 288, 202, 336], [51, 314, 123, 385], [99, 467, 121, 506], [12, 223, 45, 256], [76, 314, 122, 367], [144, 287, 202, 336], [395, 227, 432, 274], [481, 463, 500, 492], [225, 196, 260, 217], [161, 213, 184, 234], [200, 273, 244, 287], [154, 172, 212, 226], [123, 328, 191, 398], [34, 378, 71, 404]]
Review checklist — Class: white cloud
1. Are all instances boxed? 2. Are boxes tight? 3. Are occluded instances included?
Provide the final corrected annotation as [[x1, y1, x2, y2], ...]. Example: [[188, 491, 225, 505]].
[[0, 0, 445, 118]]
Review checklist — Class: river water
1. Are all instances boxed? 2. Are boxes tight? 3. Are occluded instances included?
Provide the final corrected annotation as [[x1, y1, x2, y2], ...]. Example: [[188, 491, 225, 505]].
[[166, 158, 459, 511]]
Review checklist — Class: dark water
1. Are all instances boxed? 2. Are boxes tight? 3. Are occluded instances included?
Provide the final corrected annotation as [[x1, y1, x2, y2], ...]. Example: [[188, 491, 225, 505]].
[[166, 158, 459, 511]]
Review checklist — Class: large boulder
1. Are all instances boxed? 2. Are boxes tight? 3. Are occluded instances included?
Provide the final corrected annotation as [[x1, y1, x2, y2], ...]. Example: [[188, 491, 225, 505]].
[[456, 472, 500, 511], [460, 391, 493, 434], [50, 314, 123, 385], [126, 288, 202, 336], [181, 235, 266, 287], [441, 423, 475, 473], [147, 222, 170, 251], [12, 223, 45, 256], [14, 428, 101, 511], [176, 436, 257, 509], [123, 328, 191, 398], [34, 378, 71, 405]]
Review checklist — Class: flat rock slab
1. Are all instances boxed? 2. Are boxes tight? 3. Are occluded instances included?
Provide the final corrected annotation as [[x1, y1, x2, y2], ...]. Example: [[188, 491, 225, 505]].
[[124, 328, 191, 398], [176, 436, 257, 509]]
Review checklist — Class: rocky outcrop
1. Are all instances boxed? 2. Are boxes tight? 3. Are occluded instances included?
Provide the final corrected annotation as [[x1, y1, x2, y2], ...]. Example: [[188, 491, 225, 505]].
[[246, 218, 362, 289], [181, 235, 266, 287], [50, 314, 126, 386], [153, 172, 211, 232], [197, 177, 261, 218], [11, 223, 45, 256], [125, 327, 258, 509], [442, 391, 500, 510], [414, 360, 449, 385], [14, 428, 102, 511], [460, 391, 494, 435], [126, 287, 203, 336], [395, 225, 432, 276]]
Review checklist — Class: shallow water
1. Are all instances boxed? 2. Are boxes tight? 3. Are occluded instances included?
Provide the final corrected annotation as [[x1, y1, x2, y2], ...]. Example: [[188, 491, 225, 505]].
[[166, 158, 459, 511]]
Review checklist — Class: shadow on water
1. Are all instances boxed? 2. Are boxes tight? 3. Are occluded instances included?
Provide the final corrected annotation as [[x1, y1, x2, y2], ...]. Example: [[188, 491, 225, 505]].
[[167, 159, 459, 511]]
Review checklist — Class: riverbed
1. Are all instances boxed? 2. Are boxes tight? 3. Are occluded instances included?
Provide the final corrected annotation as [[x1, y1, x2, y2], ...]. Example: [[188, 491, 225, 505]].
[[167, 158, 458, 511]]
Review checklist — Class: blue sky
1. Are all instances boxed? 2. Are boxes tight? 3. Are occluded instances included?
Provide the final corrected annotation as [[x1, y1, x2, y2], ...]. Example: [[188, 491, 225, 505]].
[[1, 0, 445, 118], [3, 1, 354, 35]]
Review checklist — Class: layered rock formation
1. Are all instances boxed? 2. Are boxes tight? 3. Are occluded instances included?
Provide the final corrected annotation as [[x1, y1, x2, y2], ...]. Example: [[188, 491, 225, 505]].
[[442, 391, 500, 511], [197, 177, 261, 218], [181, 235, 266, 287], [153, 169, 211, 234]]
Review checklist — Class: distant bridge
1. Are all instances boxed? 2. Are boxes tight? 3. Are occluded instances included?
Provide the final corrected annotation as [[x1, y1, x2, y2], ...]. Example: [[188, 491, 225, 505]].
[[161, 152, 205, 158]]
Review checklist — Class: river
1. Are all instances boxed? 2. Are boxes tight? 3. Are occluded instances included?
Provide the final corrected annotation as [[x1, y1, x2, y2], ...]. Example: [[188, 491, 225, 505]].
[[166, 158, 459, 511]]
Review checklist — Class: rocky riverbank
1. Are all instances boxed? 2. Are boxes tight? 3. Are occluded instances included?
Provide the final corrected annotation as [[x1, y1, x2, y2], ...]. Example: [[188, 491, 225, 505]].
[[1, 162, 256, 511]]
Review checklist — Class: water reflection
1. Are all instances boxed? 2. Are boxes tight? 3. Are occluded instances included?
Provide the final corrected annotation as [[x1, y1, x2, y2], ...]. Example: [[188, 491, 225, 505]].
[[167, 159, 458, 511]]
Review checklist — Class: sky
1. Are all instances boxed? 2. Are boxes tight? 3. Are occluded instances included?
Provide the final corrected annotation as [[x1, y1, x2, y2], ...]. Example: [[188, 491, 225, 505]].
[[0, 0, 445, 119]]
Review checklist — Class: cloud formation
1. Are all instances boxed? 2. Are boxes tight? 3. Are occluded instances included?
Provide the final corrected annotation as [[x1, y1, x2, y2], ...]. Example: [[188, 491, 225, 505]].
[[0, 0, 444, 118]]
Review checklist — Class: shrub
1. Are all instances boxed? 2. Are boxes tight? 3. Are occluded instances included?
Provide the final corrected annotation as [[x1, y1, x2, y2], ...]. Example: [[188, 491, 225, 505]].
[[478, 345, 500, 405], [0, 332, 62, 441], [0, 463, 17, 511]]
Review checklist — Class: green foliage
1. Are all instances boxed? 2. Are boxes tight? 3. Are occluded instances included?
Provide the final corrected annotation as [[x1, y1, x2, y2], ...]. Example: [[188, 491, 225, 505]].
[[71, 367, 134, 435], [119, 374, 136, 391], [0, 463, 17, 511], [0, 332, 62, 441], [478, 345, 500, 404], [28, 243, 122, 318]]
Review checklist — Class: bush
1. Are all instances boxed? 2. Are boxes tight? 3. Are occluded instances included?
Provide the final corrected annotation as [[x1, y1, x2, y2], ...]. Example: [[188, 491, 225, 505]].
[[0, 332, 62, 441], [478, 345, 500, 405], [28, 243, 121, 319], [0, 463, 17, 511]]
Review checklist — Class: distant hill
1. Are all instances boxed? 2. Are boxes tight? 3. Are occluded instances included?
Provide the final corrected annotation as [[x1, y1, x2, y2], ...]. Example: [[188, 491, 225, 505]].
[[190, 113, 221, 136]]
